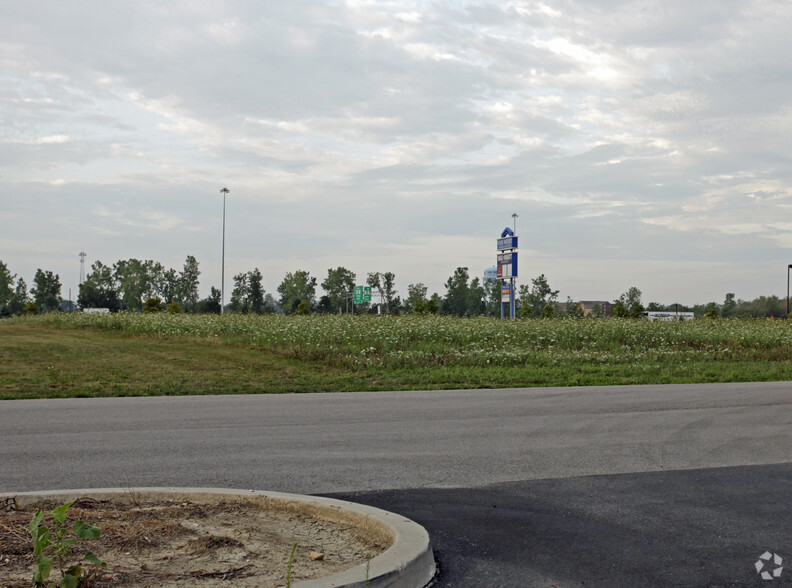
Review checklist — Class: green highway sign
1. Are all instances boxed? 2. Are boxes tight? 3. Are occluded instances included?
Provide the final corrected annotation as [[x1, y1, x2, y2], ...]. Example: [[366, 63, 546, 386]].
[[354, 286, 372, 303]]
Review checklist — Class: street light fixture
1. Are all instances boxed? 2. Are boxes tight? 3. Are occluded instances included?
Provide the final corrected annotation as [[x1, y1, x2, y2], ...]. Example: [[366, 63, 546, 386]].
[[512, 212, 518, 234], [220, 187, 229, 315]]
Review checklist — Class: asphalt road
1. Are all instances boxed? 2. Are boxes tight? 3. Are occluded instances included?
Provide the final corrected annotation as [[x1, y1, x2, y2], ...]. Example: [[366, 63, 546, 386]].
[[2, 382, 791, 586]]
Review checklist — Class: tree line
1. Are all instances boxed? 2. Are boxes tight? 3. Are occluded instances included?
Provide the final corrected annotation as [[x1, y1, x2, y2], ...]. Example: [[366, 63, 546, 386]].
[[1, 257, 790, 319]]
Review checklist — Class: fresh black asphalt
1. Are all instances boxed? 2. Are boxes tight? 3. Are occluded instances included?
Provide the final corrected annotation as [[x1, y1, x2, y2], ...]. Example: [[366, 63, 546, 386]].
[[328, 463, 792, 587], [2, 384, 791, 586]]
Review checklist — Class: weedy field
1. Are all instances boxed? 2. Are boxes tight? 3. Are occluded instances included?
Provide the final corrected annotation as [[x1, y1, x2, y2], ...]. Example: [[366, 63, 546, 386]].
[[2, 313, 792, 399]]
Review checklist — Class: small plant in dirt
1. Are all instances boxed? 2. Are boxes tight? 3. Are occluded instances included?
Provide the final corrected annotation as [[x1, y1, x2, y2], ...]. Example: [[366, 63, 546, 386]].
[[29, 501, 106, 587]]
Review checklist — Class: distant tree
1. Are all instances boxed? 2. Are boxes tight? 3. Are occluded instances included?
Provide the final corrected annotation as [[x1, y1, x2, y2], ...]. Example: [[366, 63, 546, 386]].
[[519, 274, 559, 318], [540, 303, 556, 318], [31, 269, 62, 313], [78, 261, 120, 311], [617, 286, 642, 308], [179, 255, 201, 312], [0, 261, 16, 316], [166, 300, 183, 314], [722, 293, 736, 317], [230, 269, 265, 313], [262, 293, 281, 314], [615, 286, 644, 318], [160, 268, 181, 305], [114, 259, 163, 311], [590, 303, 604, 318], [366, 271, 398, 314], [466, 277, 486, 316], [483, 278, 500, 316], [248, 268, 265, 313], [25, 302, 39, 315], [278, 270, 317, 314], [323, 267, 356, 314], [565, 297, 584, 318], [405, 283, 428, 313], [443, 267, 472, 316], [629, 301, 645, 319], [705, 302, 719, 319], [734, 295, 785, 318], [428, 293, 442, 314], [230, 272, 251, 313], [197, 286, 222, 314], [612, 299, 629, 318], [295, 300, 311, 315], [316, 295, 332, 314], [142, 296, 164, 313], [646, 302, 665, 311]]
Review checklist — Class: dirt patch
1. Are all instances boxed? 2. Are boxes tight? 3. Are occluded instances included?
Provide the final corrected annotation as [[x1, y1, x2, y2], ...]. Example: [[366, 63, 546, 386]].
[[0, 495, 391, 587]]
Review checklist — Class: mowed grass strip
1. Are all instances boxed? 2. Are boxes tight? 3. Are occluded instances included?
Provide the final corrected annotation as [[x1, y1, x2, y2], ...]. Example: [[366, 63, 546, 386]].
[[3, 314, 792, 399], [0, 321, 366, 399]]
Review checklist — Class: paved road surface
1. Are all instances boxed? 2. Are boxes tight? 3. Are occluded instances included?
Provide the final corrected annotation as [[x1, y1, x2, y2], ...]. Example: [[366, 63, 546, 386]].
[[2, 382, 791, 586]]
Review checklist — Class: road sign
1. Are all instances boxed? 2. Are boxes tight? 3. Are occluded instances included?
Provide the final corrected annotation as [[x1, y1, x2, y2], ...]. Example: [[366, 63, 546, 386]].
[[497, 236, 518, 250], [497, 252, 518, 279], [354, 286, 372, 304]]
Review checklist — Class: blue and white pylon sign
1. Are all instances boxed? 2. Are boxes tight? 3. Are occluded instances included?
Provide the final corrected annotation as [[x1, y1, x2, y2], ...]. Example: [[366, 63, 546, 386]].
[[497, 227, 518, 319]]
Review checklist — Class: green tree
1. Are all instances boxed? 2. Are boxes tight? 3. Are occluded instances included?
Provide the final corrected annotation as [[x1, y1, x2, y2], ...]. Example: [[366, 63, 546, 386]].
[[142, 296, 164, 313], [166, 300, 183, 313], [615, 286, 644, 318], [197, 286, 222, 314], [230, 272, 250, 313], [160, 268, 181, 305], [367, 271, 399, 314], [323, 267, 356, 314], [519, 274, 559, 318], [618, 286, 642, 308], [541, 303, 556, 318], [722, 293, 736, 317], [590, 303, 604, 318], [405, 283, 428, 313], [612, 299, 628, 318], [564, 297, 584, 318], [248, 268, 265, 314], [295, 300, 311, 315], [31, 269, 61, 313], [466, 277, 486, 316], [443, 267, 471, 316], [179, 255, 201, 312], [483, 278, 500, 316], [114, 259, 163, 311], [78, 261, 120, 311], [705, 302, 719, 319], [0, 261, 16, 316], [278, 270, 317, 314]]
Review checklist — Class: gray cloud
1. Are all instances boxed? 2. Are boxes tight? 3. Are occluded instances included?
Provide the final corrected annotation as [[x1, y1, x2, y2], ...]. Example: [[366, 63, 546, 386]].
[[3, 0, 792, 304]]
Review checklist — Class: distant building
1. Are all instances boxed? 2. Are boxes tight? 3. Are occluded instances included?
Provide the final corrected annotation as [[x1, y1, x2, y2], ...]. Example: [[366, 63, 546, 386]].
[[484, 266, 498, 283], [644, 311, 694, 321], [579, 301, 612, 316], [558, 301, 613, 316]]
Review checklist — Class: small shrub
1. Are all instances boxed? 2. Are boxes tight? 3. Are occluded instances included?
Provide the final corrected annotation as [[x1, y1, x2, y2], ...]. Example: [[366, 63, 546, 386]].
[[143, 297, 164, 313], [29, 501, 106, 587]]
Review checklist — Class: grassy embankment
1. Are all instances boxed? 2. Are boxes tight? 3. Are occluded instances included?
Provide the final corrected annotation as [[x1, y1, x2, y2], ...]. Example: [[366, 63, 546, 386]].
[[2, 313, 792, 400]]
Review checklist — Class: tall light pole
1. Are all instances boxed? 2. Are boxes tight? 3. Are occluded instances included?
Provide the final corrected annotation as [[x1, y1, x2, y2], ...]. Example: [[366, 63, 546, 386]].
[[220, 187, 229, 315], [787, 264, 792, 317], [512, 212, 518, 234]]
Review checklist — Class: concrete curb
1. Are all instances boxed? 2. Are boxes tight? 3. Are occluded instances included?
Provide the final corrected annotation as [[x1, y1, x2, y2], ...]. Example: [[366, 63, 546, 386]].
[[3, 487, 436, 588]]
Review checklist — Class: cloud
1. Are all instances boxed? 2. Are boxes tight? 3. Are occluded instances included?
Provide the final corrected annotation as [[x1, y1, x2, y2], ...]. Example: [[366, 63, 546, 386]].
[[3, 0, 792, 304]]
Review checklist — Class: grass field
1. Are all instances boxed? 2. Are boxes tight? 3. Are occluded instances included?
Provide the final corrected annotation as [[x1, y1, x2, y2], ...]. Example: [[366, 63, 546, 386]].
[[2, 313, 792, 399]]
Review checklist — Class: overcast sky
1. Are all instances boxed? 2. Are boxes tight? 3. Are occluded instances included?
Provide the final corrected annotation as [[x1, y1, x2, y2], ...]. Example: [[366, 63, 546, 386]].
[[3, 0, 792, 305]]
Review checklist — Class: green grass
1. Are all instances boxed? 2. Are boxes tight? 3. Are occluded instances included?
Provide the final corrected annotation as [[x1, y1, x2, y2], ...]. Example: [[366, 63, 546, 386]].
[[2, 313, 792, 399]]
